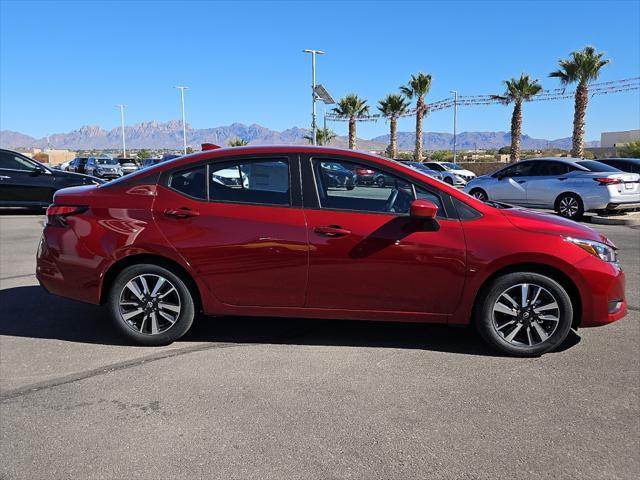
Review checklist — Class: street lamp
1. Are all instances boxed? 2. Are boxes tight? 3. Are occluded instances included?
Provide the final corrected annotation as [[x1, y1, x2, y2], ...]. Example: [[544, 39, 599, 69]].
[[303, 49, 325, 145], [175, 86, 190, 155], [115, 104, 126, 158], [450, 90, 458, 164]]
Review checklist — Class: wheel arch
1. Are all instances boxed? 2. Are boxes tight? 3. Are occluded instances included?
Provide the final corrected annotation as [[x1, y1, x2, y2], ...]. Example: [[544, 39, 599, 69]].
[[471, 262, 582, 329], [100, 253, 203, 313]]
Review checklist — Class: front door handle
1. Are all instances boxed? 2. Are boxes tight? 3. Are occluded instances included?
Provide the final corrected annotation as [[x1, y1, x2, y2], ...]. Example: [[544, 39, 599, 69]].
[[164, 208, 200, 219], [314, 225, 351, 237], [516, 180, 527, 184], [0, 175, 11, 180]]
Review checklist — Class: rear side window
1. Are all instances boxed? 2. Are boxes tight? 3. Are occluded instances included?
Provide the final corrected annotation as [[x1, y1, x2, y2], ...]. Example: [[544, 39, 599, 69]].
[[576, 160, 620, 172], [169, 165, 207, 200], [209, 159, 290, 206], [533, 161, 571, 176]]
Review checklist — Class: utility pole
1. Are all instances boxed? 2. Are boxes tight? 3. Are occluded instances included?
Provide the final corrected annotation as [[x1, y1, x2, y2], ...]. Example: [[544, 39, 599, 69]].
[[115, 104, 127, 158], [450, 90, 458, 163], [175, 86, 189, 155], [303, 49, 325, 145]]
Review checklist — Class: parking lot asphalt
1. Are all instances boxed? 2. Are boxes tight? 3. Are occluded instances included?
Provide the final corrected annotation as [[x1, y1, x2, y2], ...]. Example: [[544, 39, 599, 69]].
[[1, 212, 638, 479]]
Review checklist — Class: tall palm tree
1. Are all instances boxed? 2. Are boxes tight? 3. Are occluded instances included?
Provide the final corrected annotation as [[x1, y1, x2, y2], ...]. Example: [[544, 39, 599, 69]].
[[550, 46, 610, 158], [378, 93, 410, 158], [332, 94, 369, 149], [304, 128, 337, 146], [491, 74, 543, 162], [400, 73, 432, 161]]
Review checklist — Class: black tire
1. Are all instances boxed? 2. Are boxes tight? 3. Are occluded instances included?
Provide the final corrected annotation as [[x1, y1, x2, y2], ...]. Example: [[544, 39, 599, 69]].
[[475, 272, 573, 357], [470, 188, 488, 202], [555, 193, 584, 220], [444, 177, 454, 185], [375, 176, 386, 187], [108, 263, 195, 346]]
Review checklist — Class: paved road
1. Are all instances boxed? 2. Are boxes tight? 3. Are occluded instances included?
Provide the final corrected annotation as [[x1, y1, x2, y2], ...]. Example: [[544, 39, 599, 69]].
[[1, 213, 638, 479]]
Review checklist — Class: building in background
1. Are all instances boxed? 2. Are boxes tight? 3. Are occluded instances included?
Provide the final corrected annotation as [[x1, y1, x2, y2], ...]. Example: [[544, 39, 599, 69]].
[[600, 129, 640, 148], [28, 148, 76, 165]]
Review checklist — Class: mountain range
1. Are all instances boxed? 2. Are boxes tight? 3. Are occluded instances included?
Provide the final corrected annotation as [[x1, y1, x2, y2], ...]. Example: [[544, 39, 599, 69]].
[[0, 121, 600, 151]]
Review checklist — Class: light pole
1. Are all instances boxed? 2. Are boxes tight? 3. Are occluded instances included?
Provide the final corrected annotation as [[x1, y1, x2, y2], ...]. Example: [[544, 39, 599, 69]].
[[115, 104, 127, 158], [450, 90, 458, 163], [303, 49, 325, 145], [175, 86, 189, 154]]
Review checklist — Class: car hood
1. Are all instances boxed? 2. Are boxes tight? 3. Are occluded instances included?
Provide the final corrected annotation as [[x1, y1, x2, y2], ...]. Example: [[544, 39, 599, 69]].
[[52, 169, 105, 184], [500, 207, 612, 246]]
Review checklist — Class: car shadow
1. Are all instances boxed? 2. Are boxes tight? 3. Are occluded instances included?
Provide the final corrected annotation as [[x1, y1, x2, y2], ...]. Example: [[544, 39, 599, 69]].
[[0, 285, 581, 356]]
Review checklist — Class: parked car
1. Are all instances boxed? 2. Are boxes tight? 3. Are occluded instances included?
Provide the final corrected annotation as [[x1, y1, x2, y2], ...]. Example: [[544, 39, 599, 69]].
[[0, 148, 104, 208], [401, 161, 445, 181], [423, 162, 470, 185], [68, 157, 89, 174], [598, 158, 640, 174], [85, 157, 123, 179], [465, 157, 640, 219], [319, 161, 356, 190], [350, 165, 377, 185], [118, 158, 140, 175], [54, 160, 72, 171], [141, 158, 165, 169], [37, 146, 627, 356]]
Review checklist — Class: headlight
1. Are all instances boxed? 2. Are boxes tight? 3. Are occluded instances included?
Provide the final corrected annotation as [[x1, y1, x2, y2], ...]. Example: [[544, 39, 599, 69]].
[[564, 237, 617, 263]]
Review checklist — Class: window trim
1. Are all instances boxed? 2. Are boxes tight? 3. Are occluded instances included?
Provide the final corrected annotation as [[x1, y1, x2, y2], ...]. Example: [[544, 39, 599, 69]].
[[167, 164, 208, 201], [307, 155, 452, 219]]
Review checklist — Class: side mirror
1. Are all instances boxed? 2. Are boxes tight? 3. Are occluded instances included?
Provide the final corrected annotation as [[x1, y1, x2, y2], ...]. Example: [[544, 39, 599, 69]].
[[410, 199, 438, 219], [31, 166, 47, 176]]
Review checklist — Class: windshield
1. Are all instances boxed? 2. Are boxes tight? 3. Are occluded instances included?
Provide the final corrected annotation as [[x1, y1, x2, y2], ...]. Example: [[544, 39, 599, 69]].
[[576, 160, 621, 172], [119, 159, 137, 165], [97, 158, 119, 165], [442, 162, 464, 170]]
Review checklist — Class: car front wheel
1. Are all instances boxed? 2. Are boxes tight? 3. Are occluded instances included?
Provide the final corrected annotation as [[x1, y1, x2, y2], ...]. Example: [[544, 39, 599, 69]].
[[476, 272, 573, 357], [108, 264, 195, 346], [469, 188, 488, 202]]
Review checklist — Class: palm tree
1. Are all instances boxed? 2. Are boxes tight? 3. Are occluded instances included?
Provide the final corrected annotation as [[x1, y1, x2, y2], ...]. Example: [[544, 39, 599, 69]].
[[228, 137, 248, 147], [304, 128, 337, 146], [550, 46, 610, 158], [332, 94, 369, 149], [378, 93, 410, 158], [400, 73, 432, 161], [491, 74, 543, 162]]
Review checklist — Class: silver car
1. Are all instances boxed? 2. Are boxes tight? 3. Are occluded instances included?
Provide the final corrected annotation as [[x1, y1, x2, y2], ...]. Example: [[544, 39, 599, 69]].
[[464, 157, 640, 219], [85, 157, 123, 179], [423, 161, 471, 186]]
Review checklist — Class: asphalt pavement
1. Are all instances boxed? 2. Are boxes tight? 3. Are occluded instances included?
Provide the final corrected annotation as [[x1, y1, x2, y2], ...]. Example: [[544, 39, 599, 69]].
[[0, 212, 638, 479]]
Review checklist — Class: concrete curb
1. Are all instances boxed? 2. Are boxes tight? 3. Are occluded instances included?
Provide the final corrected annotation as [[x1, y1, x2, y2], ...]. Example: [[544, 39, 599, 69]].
[[589, 214, 640, 226]]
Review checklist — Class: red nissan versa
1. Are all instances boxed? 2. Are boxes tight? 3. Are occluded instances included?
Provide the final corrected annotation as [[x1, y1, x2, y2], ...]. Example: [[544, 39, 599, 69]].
[[36, 146, 627, 356]]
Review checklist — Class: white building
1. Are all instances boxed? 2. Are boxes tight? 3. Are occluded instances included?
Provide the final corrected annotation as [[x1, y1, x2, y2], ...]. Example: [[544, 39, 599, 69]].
[[600, 129, 640, 148]]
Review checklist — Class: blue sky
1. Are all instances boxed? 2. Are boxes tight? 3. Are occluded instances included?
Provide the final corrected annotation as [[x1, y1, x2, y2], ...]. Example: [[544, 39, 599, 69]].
[[1, 0, 639, 141]]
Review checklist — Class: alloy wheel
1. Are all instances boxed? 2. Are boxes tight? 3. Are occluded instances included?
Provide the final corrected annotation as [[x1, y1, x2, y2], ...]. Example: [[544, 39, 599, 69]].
[[491, 283, 560, 346], [118, 274, 181, 335], [558, 196, 579, 218], [472, 190, 487, 201]]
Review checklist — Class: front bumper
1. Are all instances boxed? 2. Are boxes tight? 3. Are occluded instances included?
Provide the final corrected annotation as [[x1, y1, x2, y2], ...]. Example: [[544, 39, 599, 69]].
[[575, 254, 627, 327]]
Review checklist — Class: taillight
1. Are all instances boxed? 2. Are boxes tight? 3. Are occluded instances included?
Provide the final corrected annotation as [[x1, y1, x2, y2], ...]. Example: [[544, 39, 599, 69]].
[[46, 205, 87, 226], [594, 177, 622, 185]]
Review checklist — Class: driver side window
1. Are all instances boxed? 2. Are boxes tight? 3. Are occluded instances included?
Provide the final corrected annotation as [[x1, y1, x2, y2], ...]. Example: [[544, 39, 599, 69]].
[[312, 159, 415, 214]]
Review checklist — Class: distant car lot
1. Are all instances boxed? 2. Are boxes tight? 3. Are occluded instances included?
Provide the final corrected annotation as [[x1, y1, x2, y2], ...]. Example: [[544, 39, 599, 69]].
[[0, 211, 638, 478]]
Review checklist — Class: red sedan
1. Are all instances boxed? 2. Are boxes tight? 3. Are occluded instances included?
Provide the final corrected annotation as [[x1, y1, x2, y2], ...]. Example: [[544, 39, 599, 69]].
[[36, 146, 627, 356]]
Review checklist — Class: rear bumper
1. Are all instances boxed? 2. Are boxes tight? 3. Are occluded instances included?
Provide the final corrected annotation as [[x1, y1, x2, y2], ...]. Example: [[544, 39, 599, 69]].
[[606, 201, 640, 210], [36, 229, 102, 305]]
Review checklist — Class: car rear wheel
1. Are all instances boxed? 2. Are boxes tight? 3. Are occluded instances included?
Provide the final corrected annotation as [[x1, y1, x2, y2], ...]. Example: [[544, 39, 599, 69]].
[[375, 176, 386, 187], [108, 264, 195, 346], [476, 272, 573, 357], [469, 188, 488, 202], [556, 193, 584, 220]]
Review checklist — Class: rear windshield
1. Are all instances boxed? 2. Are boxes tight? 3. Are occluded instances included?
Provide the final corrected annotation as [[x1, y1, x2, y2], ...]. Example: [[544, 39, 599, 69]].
[[576, 160, 620, 172]]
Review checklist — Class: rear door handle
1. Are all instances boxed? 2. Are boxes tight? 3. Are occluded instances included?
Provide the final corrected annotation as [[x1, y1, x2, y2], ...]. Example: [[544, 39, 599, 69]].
[[164, 208, 200, 219], [516, 180, 527, 184], [0, 175, 11, 180], [313, 225, 351, 237]]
